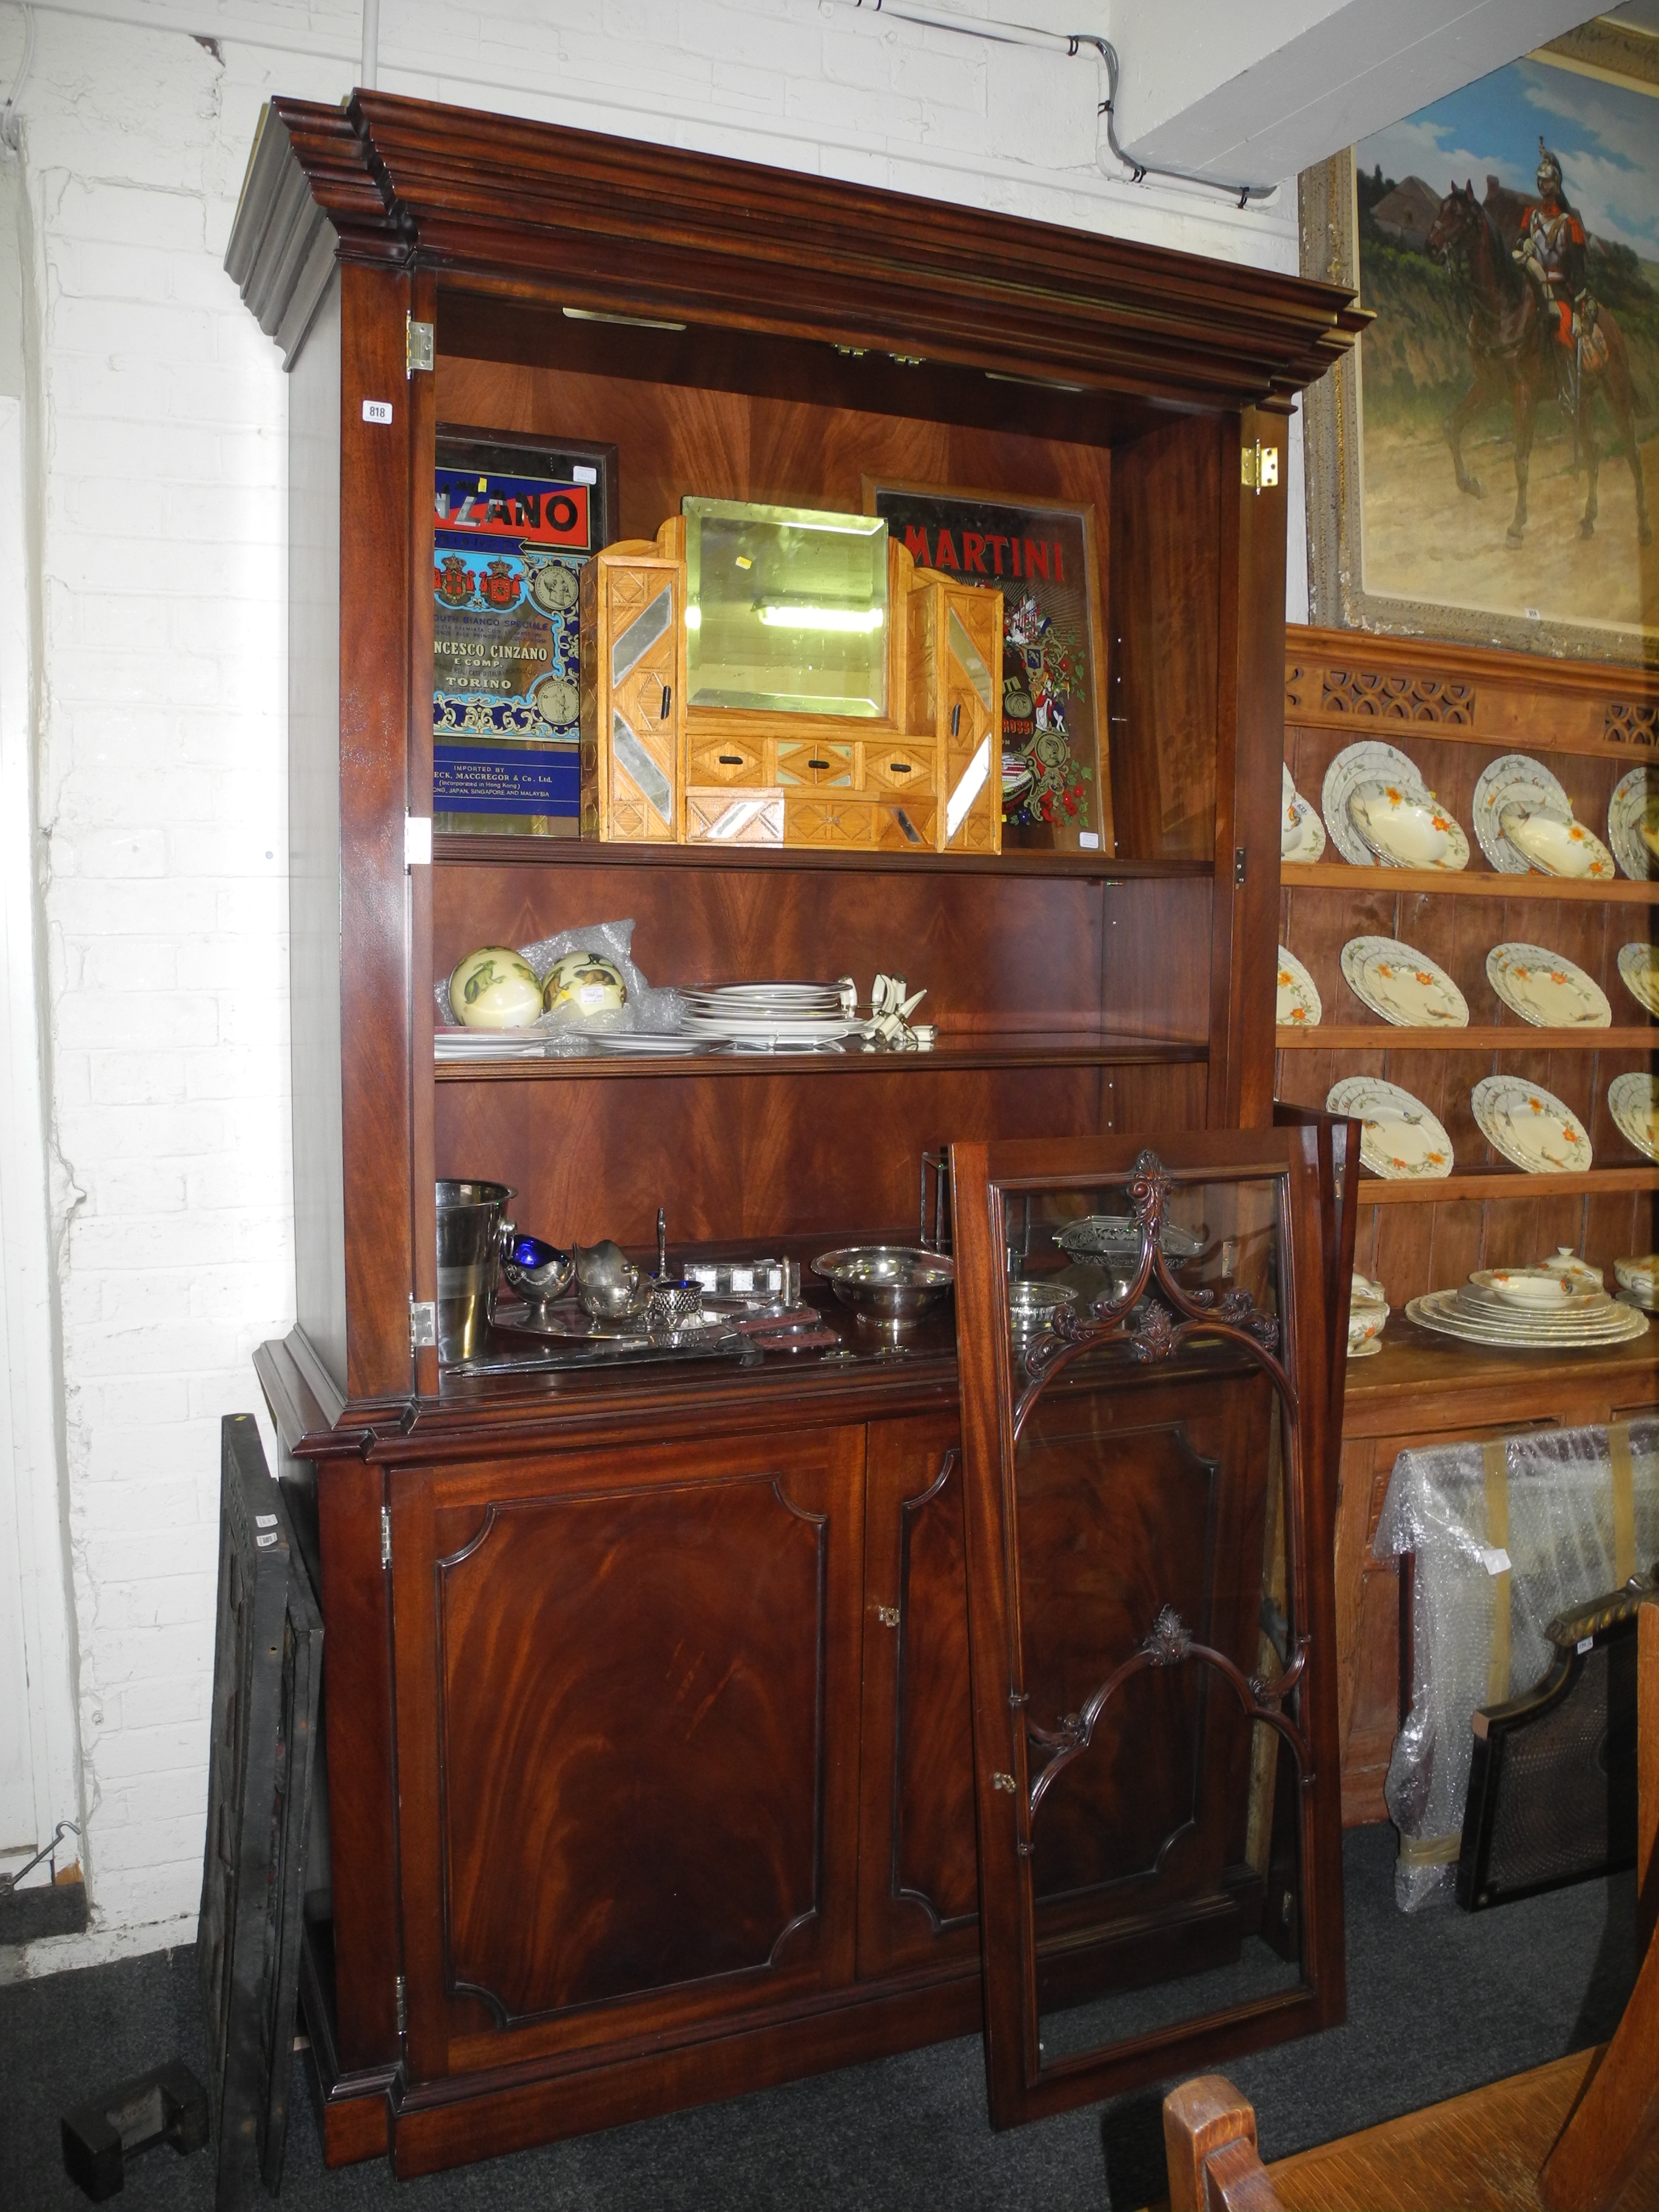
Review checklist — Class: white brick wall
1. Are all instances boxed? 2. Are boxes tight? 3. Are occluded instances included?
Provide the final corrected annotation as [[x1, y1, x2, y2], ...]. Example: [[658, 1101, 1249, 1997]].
[[1, 0, 1308, 1965]]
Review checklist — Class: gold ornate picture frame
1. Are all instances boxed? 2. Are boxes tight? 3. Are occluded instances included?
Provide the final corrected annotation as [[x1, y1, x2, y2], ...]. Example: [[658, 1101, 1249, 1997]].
[[1301, 15, 1659, 667]]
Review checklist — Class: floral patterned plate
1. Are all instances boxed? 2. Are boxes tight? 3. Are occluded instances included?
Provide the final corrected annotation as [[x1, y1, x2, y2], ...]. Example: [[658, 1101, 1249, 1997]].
[[1276, 945, 1322, 1028], [1472, 1074, 1592, 1174], [1341, 936, 1468, 1027], [1281, 763, 1326, 864], [1327, 1076, 1454, 1180], [1609, 1072, 1659, 1164], [1485, 943, 1610, 1028], [1609, 766, 1659, 882], [1617, 942, 1659, 1018]]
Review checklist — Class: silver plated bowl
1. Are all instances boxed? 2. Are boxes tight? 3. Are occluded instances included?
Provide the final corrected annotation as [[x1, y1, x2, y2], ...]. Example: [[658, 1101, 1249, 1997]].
[[500, 1232, 574, 1313], [1008, 1279, 1079, 1335], [811, 1245, 954, 1328]]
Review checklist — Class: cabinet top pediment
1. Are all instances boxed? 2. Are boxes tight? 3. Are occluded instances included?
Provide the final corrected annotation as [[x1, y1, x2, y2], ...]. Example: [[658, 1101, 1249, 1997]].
[[225, 89, 1366, 411]]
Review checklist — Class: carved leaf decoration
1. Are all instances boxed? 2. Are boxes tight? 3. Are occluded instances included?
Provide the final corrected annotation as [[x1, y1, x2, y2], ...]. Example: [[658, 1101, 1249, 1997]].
[[1128, 1147, 1171, 1234], [1142, 1604, 1193, 1666], [1129, 1301, 1175, 1362]]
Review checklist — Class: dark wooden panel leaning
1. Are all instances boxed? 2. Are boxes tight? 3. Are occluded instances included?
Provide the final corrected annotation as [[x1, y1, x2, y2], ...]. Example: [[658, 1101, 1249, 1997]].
[[230, 89, 1362, 2174], [198, 1414, 323, 2200]]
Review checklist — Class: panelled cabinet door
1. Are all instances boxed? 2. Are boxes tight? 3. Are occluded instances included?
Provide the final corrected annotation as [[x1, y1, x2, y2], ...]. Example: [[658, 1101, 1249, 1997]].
[[856, 1415, 979, 1979], [951, 1131, 1346, 2128], [386, 1426, 865, 2086]]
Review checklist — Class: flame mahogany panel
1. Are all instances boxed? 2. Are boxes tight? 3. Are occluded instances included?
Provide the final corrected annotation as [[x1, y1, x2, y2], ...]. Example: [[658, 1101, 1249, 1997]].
[[1017, 1373, 1273, 1968], [857, 1418, 979, 1978], [389, 1426, 866, 2078], [436, 1065, 1110, 1249]]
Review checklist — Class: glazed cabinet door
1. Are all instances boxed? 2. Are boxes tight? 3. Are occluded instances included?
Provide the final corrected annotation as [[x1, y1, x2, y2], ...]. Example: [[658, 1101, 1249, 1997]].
[[856, 1415, 979, 1979], [386, 1425, 866, 2085]]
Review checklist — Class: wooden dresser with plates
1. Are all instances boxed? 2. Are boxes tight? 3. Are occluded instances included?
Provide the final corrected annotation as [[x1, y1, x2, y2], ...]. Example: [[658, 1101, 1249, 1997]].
[[1276, 625, 1659, 1825], [228, 90, 1364, 2180]]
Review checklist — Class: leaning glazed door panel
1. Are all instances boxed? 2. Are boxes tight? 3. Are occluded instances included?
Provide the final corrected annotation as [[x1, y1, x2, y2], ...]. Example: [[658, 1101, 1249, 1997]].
[[856, 1414, 979, 1979], [387, 1425, 865, 2082], [951, 1129, 1344, 2129]]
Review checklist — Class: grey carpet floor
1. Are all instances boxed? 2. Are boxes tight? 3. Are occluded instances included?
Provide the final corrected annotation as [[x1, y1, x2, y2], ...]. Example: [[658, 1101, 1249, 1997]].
[[1, 1826, 1636, 2210]]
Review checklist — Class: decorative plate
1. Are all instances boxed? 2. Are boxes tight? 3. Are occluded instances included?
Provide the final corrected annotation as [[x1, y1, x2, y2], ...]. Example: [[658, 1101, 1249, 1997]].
[[1327, 1076, 1455, 1180], [1281, 763, 1327, 864], [1472, 754, 1572, 873], [1341, 936, 1469, 1028], [1406, 1289, 1647, 1347], [1346, 780, 1470, 871], [1276, 945, 1322, 1028], [1321, 742, 1429, 868], [1609, 1071, 1659, 1164], [1484, 943, 1611, 1029], [1617, 942, 1659, 1019], [1503, 813, 1617, 881], [1609, 766, 1659, 882], [1472, 1074, 1593, 1174]]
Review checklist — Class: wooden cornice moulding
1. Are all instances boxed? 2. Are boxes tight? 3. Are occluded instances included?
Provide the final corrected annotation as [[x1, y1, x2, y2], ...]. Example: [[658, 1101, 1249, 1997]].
[[226, 89, 1366, 401], [1286, 622, 1659, 754]]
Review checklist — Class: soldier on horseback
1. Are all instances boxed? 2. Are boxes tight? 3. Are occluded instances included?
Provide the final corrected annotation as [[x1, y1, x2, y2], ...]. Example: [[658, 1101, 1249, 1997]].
[[1513, 138, 1603, 417]]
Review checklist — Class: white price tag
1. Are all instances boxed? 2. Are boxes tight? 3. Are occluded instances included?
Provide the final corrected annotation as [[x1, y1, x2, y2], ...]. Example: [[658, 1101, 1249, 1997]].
[[1481, 1546, 1511, 1576], [1577, 1635, 1595, 1655], [363, 398, 394, 424], [254, 1513, 278, 1528], [572, 463, 598, 483], [1078, 831, 1099, 850]]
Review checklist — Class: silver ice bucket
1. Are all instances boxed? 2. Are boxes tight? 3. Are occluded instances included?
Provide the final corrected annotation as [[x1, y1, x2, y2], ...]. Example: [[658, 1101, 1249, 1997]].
[[435, 1179, 515, 1363]]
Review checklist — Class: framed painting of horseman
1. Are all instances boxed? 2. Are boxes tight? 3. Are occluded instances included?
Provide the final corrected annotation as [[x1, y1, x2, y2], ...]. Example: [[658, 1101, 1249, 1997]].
[[1301, 11, 1659, 664]]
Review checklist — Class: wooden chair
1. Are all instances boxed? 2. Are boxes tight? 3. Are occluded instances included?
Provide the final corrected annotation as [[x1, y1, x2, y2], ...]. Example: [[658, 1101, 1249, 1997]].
[[1162, 1593, 1659, 2212]]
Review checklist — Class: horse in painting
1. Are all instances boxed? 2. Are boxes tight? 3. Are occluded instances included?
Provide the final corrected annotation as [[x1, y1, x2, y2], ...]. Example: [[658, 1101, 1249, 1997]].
[[1423, 181, 1651, 549]]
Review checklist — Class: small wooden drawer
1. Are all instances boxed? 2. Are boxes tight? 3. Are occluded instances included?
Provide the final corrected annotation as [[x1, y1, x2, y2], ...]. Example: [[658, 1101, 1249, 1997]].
[[865, 744, 935, 796], [685, 733, 767, 786], [776, 740, 856, 789], [684, 787, 786, 844], [784, 794, 936, 850]]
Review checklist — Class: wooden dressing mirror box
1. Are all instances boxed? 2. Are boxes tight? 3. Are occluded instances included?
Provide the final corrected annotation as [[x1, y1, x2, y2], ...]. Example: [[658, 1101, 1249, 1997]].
[[228, 91, 1363, 2178]]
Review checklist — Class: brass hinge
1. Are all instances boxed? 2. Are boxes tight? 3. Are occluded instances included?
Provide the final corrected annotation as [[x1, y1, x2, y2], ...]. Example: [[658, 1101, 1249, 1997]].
[[395, 1973, 407, 2034], [380, 1505, 391, 1571], [406, 314, 434, 377], [410, 1298, 437, 1352], [1241, 439, 1279, 493]]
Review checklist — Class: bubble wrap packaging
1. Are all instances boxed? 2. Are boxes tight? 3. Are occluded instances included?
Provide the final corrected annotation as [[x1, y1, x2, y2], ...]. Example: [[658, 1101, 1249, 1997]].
[[438, 917, 686, 1050], [1375, 1418, 1659, 1910]]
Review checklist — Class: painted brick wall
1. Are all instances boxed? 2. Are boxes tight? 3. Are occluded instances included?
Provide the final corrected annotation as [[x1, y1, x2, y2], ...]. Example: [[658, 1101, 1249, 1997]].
[[1, 0, 1305, 1962]]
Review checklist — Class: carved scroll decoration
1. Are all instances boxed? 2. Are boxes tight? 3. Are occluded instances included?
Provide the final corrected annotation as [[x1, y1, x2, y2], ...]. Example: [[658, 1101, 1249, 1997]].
[[1318, 667, 1476, 723], [1606, 701, 1658, 748]]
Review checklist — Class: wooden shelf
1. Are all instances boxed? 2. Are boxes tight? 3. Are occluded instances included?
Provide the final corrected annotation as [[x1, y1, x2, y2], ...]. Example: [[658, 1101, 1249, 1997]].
[[1284, 862, 1659, 903], [434, 834, 1213, 882], [1356, 1165, 1659, 1204], [1344, 1315, 1658, 1423], [434, 1031, 1208, 1082], [1278, 1025, 1657, 1050]]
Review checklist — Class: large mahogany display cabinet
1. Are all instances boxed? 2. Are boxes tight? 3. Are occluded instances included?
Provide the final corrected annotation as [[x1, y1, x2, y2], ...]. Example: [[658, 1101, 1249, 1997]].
[[229, 91, 1363, 2177], [1277, 627, 1659, 1825]]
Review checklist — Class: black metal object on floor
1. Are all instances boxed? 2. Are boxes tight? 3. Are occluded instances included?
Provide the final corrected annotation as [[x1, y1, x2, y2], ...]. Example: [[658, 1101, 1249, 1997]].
[[198, 1413, 323, 2203], [60, 2061, 209, 2202]]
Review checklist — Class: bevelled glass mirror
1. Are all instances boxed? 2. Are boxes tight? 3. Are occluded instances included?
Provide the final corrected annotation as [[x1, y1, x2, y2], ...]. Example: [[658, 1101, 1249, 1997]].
[[951, 1131, 1345, 2128]]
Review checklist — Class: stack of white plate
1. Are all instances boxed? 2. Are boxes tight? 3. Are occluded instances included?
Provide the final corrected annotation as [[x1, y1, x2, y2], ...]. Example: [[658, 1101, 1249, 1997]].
[[677, 980, 862, 1051], [585, 1030, 705, 1057], [1407, 1260, 1649, 1348], [435, 1027, 547, 1061]]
